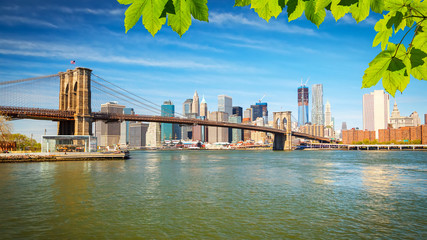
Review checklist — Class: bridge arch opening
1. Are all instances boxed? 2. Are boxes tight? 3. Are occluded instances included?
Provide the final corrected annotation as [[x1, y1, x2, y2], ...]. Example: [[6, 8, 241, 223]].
[[283, 118, 287, 131], [73, 82, 78, 109], [64, 84, 69, 110]]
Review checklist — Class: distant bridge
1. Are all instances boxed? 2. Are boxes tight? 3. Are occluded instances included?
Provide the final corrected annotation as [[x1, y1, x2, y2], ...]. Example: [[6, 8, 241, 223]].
[[0, 67, 331, 150]]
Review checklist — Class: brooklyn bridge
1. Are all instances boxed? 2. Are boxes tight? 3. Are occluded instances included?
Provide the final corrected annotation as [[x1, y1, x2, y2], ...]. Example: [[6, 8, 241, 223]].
[[0, 67, 331, 150]]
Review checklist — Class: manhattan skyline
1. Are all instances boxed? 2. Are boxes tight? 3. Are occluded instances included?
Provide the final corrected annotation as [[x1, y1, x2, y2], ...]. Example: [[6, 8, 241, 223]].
[[1, 0, 426, 140]]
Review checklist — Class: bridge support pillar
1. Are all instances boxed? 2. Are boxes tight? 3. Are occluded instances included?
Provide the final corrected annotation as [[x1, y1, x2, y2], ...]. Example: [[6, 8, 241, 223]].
[[273, 111, 292, 151], [58, 67, 93, 136], [273, 133, 285, 150], [273, 133, 292, 151]]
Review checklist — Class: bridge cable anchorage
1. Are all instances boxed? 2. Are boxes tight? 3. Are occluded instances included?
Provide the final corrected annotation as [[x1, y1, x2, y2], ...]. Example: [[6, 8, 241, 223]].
[[91, 85, 163, 115], [91, 73, 186, 118], [0, 74, 60, 86], [91, 79, 169, 116]]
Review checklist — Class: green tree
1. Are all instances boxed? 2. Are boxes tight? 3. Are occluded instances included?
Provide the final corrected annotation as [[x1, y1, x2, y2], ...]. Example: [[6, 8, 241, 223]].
[[0, 116, 12, 141], [7, 133, 41, 152], [118, 0, 426, 96]]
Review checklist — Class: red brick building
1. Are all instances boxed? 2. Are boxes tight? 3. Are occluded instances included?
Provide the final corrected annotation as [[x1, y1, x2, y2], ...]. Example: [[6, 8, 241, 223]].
[[351, 125, 427, 144], [342, 129, 375, 144], [0, 141, 16, 151]]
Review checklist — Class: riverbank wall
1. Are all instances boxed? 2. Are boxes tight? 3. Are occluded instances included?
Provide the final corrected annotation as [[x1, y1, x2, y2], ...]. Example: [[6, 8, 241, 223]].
[[0, 152, 129, 163]]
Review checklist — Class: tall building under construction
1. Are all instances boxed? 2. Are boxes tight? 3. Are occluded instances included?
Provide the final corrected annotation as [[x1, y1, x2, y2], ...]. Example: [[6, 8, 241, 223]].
[[298, 85, 309, 126]]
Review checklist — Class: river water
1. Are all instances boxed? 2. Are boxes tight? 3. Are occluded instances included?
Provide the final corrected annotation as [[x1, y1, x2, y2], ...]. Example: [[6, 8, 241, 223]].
[[0, 150, 426, 239]]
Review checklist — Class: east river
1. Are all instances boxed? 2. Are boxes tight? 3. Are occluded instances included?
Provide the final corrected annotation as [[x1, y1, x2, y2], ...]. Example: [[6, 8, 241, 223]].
[[0, 150, 426, 239]]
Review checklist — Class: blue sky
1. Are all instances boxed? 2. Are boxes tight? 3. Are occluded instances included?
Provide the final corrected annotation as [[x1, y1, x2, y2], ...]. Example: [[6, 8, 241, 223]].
[[1, 0, 426, 140]]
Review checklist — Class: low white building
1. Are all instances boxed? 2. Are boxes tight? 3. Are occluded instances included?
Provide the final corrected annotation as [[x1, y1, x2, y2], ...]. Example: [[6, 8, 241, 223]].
[[389, 101, 421, 129]]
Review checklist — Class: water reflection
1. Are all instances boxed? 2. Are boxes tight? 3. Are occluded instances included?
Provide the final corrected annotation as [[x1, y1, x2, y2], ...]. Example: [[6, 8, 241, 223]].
[[0, 151, 425, 239]]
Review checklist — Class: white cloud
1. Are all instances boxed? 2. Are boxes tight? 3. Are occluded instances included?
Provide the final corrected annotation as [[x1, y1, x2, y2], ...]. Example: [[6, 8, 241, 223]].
[[0, 39, 228, 70], [214, 33, 320, 55], [0, 15, 58, 28], [55, 7, 124, 16], [209, 12, 317, 36], [339, 15, 377, 26]]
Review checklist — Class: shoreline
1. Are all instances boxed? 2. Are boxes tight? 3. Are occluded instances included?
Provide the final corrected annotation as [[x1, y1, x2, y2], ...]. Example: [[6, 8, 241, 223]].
[[0, 152, 129, 163]]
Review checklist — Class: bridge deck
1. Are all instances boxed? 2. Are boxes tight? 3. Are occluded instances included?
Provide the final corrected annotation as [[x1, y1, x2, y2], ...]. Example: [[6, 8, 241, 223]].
[[0, 106, 331, 142]]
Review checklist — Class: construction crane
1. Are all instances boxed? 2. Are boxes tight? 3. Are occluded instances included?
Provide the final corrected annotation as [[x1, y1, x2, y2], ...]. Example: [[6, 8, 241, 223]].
[[300, 77, 310, 87], [258, 94, 266, 103]]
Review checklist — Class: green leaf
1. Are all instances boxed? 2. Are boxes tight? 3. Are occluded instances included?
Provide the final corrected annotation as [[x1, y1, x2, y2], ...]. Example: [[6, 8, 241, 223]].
[[168, 0, 192, 36], [394, 44, 412, 75], [382, 58, 408, 95], [287, 0, 305, 21], [410, 48, 427, 80], [251, 0, 283, 22], [363, 49, 394, 89], [315, 0, 332, 12], [410, 0, 427, 16], [188, 0, 209, 22], [350, 0, 370, 23], [123, 0, 147, 33], [118, 0, 134, 4], [370, 0, 384, 13], [338, 0, 358, 6], [331, 0, 350, 21], [278, 0, 287, 8], [372, 16, 393, 50], [142, 0, 168, 36], [386, 11, 405, 33], [305, 0, 326, 27], [412, 31, 427, 52], [160, 0, 175, 18], [384, 0, 411, 11], [363, 44, 412, 96], [235, 0, 252, 6]]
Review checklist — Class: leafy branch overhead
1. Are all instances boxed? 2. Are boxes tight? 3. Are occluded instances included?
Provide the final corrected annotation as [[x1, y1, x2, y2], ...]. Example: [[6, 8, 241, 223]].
[[118, 0, 427, 96]]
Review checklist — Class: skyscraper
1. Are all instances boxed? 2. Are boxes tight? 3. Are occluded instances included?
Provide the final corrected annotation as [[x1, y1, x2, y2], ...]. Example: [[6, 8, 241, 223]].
[[96, 101, 125, 147], [340, 122, 347, 139], [311, 84, 324, 125], [129, 123, 149, 148], [161, 100, 175, 141], [232, 106, 243, 142], [341, 122, 347, 131], [251, 104, 263, 121], [232, 106, 243, 117], [298, 85, 309, 126], [324, 101, 333, 138], [363, 90, 390, 138], [256, 102, 268, 124], [200, 95, 208, 117], [229, 115, 242, 143], [146, 122, 161, 148], [218, 95, 232, 116], [325, 100, 332, 127], [192, 90, 199, 116], [208, 111, 229, 143], [183, 98, 193, 115], [182, 98, 194, 140], [119, 107, 135, 145]]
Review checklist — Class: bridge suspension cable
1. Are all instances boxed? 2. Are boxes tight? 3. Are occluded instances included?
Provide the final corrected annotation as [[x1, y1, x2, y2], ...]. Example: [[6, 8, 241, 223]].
[[91, 84, 166, 115], [91, 79, 169, 115], [91, 73, 186, 118], [0, 74, 59, 86]]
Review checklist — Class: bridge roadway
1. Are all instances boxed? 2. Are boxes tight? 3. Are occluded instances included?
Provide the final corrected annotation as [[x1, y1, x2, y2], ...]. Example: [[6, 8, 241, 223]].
[[0, 106, 331, 143]]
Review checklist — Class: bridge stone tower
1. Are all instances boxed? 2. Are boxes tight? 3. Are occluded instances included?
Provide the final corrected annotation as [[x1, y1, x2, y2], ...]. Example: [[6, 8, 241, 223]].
[[273, 111, 292, 150], [58, 67, 92, 136]]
